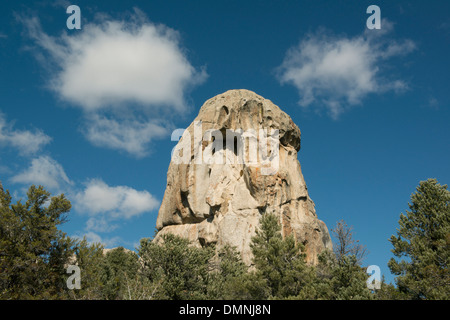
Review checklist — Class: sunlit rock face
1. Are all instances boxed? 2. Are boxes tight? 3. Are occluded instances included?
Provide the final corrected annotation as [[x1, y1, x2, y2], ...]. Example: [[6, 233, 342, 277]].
[[154, 89, 332, 265]]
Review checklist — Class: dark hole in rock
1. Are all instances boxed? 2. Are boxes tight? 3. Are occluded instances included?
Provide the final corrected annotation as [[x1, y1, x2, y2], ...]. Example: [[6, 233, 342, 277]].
[[222, 105, 229, 115]]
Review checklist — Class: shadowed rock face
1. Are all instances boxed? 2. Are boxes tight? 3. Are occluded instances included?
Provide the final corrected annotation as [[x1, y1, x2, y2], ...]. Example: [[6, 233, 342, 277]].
[[154, 89, 332, 265]]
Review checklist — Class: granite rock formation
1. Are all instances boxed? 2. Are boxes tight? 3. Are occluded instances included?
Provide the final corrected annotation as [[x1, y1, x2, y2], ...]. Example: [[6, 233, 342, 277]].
[[154, 89, 332, 265]]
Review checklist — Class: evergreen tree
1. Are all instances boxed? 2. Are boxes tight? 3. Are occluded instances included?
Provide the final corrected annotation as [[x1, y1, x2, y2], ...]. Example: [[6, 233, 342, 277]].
[[316, 220, 373, 300], [207, 245, 247, 299], [67, 237, 105, 300], [217, 271, 270, 300], [374, 276, 408, 300], [250, 213, 316, 299], [100, 247, 140, 300], [138, 233, 214, 299], [388, 178, 450, 300], [0, 185, 75, 299], [207, 245, 269, 300]]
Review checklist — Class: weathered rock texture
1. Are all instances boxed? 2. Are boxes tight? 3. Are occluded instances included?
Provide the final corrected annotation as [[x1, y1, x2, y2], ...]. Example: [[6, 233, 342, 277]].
[[154, 89, 332, 265]]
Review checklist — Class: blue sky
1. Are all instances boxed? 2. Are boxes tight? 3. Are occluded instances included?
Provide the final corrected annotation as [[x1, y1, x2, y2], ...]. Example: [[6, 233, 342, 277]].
[[1, 0, 449, 284]]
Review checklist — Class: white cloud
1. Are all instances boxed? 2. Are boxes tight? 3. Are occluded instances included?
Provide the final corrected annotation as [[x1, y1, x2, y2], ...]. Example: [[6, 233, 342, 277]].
[[21, 10, 206, 156], [74, 231, 122, 248], [84, 114, 169, 157], [11, 156, 72, 190], [72, 179, 159, 247], [23, 13, 206, 111], [85, 217, 118, 233], [0, 113, 51, 155], [277, 23, 416, 118], [74, 179, 159, 219]]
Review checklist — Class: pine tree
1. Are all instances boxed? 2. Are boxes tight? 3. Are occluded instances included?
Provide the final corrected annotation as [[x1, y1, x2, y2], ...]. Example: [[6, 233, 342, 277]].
[[250, 213, 316, 299], [100, 247, 140, 300], [315, 220, 373, 300], [138, 233, 214, 299], [0, 184, 75, 299], [67, 237, 105, 300], [374, 276, 408, 300], [388, 178, 450, 300], [207, 245, 247, 299]]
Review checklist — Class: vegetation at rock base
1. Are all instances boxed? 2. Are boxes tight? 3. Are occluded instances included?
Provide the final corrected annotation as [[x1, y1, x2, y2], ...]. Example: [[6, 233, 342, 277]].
[[0, 178, 448, 300], [138, 233, 214, 299]]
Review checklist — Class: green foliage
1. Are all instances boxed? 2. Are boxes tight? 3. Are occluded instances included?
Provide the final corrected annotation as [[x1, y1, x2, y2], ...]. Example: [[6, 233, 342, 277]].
[[0, 186, 74, 299], [100, 247, 140, 300], [374, 276, 409, 300], [120, 273, 156, 300], [388, 178, 450, 300], [317, 252, 373, 300], [313, 219, 374, 300], [68, 237, 105, 300], [138, 233, 214, 299], [3, 178, 448, 300], [0, 185, 75, 299], [206, 245, 270, 300], [250, 213, 316, 299], [207, 245, 247, 299], [217, 271, 270, 300]]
